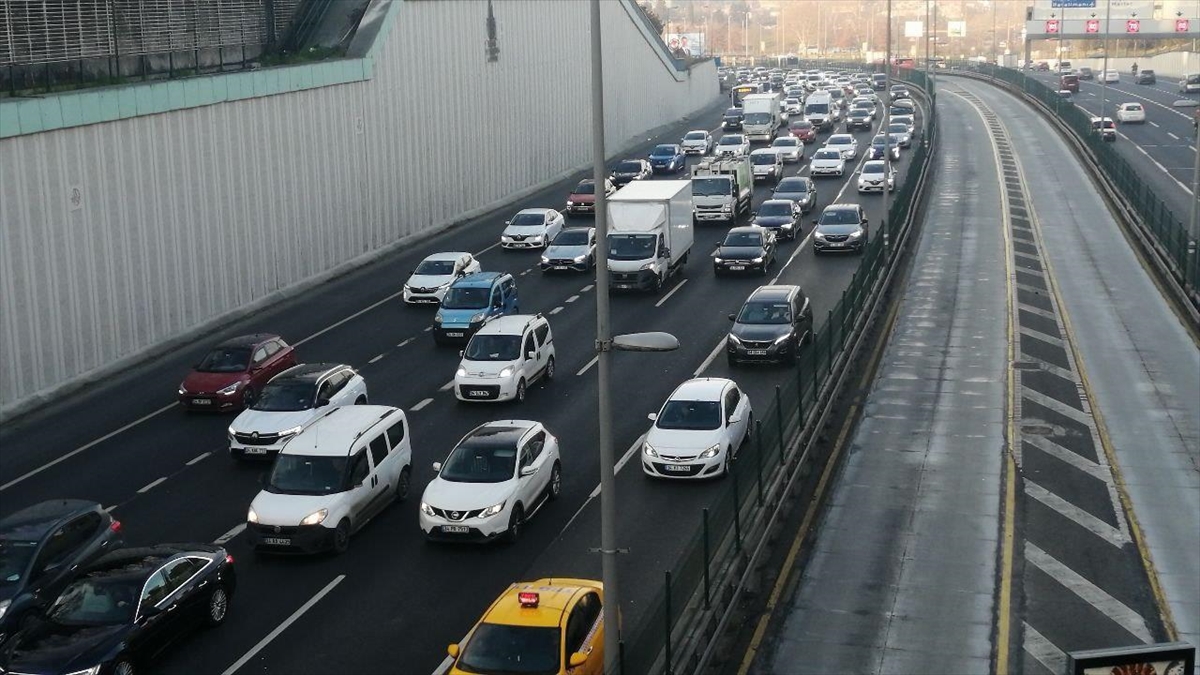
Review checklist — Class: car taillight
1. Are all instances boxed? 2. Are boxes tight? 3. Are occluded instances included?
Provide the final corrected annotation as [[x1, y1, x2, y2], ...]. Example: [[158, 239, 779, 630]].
[[225, 554, 235, 564], [110, 520, 122, 532]]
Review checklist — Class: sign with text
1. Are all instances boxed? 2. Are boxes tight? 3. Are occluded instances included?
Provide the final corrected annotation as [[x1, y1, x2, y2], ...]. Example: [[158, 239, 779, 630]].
[[947, 20, 967, 38], [1177, 18, 1191, 32], [1051, 0, 1095, 6], [665, 32, 704, 57]]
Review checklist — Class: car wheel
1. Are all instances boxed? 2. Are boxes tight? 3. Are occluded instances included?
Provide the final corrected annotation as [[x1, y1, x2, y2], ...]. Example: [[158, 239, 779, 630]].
[[506, 505, 524, 543], [332, 519, 351, 555], [355, 395, 367, 405], [113, 659, 136, 675], [205, 586, 230, 627], [547, 462, 562, 501], [744, 413, 754, 444], [395, 467, 411, 503], [241, 386, 256, 408], [544, 357, 555, 381], [515, 379, 527, 403]]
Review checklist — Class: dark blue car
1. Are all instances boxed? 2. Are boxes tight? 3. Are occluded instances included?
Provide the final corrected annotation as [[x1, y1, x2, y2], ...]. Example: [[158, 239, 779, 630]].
[[648, 144, 685, 174]]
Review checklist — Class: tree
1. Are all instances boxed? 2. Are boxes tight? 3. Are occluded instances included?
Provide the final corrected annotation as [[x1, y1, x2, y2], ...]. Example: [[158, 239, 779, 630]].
[[639, 2, 666, 35]]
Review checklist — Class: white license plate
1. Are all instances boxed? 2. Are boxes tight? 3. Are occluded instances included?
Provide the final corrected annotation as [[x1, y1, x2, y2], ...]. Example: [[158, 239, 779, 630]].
[[445, 332, 464, 338], [441, 525, 470, 533], [244, 447, 268, 455], [617, 284, 632, 289], [663, 464, 692, 473], [262, 537, 290, 546], [729, 265, 745, 271], [555, 266, 569, 270], [747, 350, 768, 356], [468, 390, 490, 398], [831, 242, 845, 247], [191, 398, 211, 405]]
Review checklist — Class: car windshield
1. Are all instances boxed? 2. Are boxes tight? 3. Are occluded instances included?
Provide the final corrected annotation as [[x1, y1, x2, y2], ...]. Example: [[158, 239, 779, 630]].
[[651, 145, 676, 156], [724, 231, 763, 247], [821, 209, 861, 225], [1124, 104, 1142, 111], [252, 380, 316, 412], [751, 154, 777, 165], [573, 182, 595, 195], [456, 623, 560, 675], [510, 212, 544, 226], [49, 576, 139, 626], [872, 136, 889, 146], [616, 161, 642, 173], [718, 136, 743, 146], [267, 454, 348, 495], [737, 301, 792, 324], [439, 442, 517, 483], [887, 124, 907, 134], [692, 177, 730, 196], [759, 202, 792, 217], [464, 334, 521, 362], [414, 259, 455, 275], [656, 400, 721, 431], [772, 139, 798, 147], [863, 164, 886, 175], [441, 287, 490, 309], [0, 539, 38, 586], [724, 108, 742, 116], [684, 131, 707, 140], [744, 112, 771, 125], [608, 234, 657, 260], [195, 346, 251, 373], [805, 103, 829, 114], [791, 121, 813, 130], [553, 230, 590, 246], [814, 150, 841, 160], [776, 178, 809, 193], [1187, 75, 1200, 84]]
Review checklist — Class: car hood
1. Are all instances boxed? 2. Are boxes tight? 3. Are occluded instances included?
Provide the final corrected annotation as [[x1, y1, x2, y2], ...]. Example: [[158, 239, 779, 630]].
[[545, 244, 590, 259], [567, 193, 595, 203], [230, 408, 317, 435], [753, 216, 793, 227], [503, 225, 546, 237], [457, 359, 518, 377], [732, 323, 792, 341], [811, 157, 843, 165], [406, 273, 453, 289], [645, 427, 725, 456], [649, 155, 676, 162], [772, 191, 809, 202], [682, 139, 707, 146], [250, 490, 342, 526], [438, 307, 487, 325], [421, 477, 515, 511], [9, 621, 127, 674], [182, 370, 245, 393], [717, 245, 766, 260]]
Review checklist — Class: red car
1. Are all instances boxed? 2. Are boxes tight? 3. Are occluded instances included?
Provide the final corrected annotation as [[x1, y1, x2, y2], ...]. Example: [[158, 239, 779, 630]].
[[788, 120, 817, 143], [565, 178, 616, 215], [178, 334, 296, 411]]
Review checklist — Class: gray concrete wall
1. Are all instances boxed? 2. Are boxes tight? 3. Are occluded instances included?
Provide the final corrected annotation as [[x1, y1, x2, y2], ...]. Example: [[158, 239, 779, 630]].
[[0, 0, 720, 418]]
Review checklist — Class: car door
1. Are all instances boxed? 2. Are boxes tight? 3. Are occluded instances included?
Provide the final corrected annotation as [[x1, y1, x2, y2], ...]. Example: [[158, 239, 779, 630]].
[[517, 432, 550, 505], [158, 556, 211, 626], [487, 284, 504, 320], [345, 448, 379, 527], [25, 513, 105, 608], [136, 561, 195, 657], [384, 417, 411, 478], [520, 330, 539, 385], [533, 321, 553, 376], [502, 277, 519, 313], [248, 344, 271, 390], [723, 386, 748, 451], [364, 434, 394, 518]]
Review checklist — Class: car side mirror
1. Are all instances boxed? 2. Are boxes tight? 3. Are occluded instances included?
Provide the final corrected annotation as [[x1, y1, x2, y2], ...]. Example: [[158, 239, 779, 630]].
[[432, 462, 442, 472], [647, 412, 658, 421], [526, 351, 536, 360], [863, 219, 869, 225], [316, 398, 331, 407], [459, 350, 465, 358], [504, 220, 511, 226], [569, 652, 589, 668], [811, 219, 819, 226], [520, 465, 537, 477], [728, 313, 736, 321], [447, 644, 460, 658]]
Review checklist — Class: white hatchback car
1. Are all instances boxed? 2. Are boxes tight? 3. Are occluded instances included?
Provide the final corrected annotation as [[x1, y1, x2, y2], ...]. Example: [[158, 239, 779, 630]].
[[681, 129, 714, 155], [824, 134, 859, 160], [1115, 102, 1145, 124], [1102, 70, 1120, 83], [228, 363, 367, 460], [857, 160, 896, 193], [770, 136, 804, 163], [403, 252, 482, 305], [420, 420, 561, 542], [246, 405, 412, 554], [716, 134, 751, 158], [809, 148, 846, 177], [501, 209, 565, 250], [454, 314, 555, 403], [641, 378, 753, 480]]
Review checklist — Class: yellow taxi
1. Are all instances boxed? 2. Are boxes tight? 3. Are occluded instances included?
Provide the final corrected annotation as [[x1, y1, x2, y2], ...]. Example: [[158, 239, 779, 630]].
[[448, 578, 605, 675]]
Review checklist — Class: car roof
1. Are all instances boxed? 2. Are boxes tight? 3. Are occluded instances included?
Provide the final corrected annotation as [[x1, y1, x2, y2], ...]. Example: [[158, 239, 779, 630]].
[[762, 199, 795, 207], [422, 251, 469, 262], [461, 420, 540, 449], [482, 578, 603, 628], [825, 203, 861, 211], [749, 285, 800, 302], [272, 363, 348, 384], [216, 333, 279, 348], [670, 377, 734, 401], [750, 148, 778, 155], [515, 208, 553, 216], [727, 226, 764, 235], [0, 499, 102, 540], [473, 314, 544, 336], [85, 544, 218, 580], [451, 271, 505, 288], [282, 405, 404, 456], [827, 135, 853, 142]]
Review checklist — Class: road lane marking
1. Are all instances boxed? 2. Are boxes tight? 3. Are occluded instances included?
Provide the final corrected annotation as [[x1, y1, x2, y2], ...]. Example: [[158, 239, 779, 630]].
[[1149, 121, 1160, 127], [473, 241, 502, 256], [411, 397, 434, 412], [581, 284, 594, 292], [1025, 544, 1152, 641], [694, 340, 726, 377], [1024, 481, 1129, 547], [520, 269, 530, 276], [1116, 131, 1193, 194], [214, 523, 246, 545], [0, 402, 178, 492], [368, 353, 385, 364], [137, 476, 168, 494], [613, 434, 644, 474], [221, 575, 346, 675], [565, 294, 580, 303], [424, 326, 433, 332], [104, 505, 118, 513], [1167, 131, 1180, 140], [576, 355, 599, 376], [439, 380, 455, 392], [186, 452, 212, 466], [549, 306, 564, 315], [295, 289, 405, 347], [397, 338, 413, 347], [432, 655, 454, 675], [1024, 622, 1068, 675], [654, 279, 688, 307], [558, 435, 647, 538]]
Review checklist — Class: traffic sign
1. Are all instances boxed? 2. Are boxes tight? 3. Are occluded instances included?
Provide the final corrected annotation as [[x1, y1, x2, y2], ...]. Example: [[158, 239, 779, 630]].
[[1046, 19, 1060, 34], [1177, 18, 1190, 32], [1125, 19, 1140, 33], [1085, 19, 1100, 33]]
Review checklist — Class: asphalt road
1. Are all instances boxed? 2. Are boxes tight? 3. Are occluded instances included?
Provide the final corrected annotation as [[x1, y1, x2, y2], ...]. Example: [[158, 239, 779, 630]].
[[0, 89, 927, 675]]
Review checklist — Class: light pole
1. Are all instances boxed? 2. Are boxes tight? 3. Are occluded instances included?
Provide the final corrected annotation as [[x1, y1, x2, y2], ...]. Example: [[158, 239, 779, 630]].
[[589, 9, 680, 675], [1190, 111, 1199, 261], [884, 0, 892, 249], [1101, 0, 1112, 128]]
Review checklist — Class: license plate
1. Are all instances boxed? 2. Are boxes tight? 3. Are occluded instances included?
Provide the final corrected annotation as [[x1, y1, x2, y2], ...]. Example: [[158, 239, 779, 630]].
[[191, 398, 211, 405], [262, 537, 290, 546], [445, 332, 464, 338], [663, 464, 692, 473], [617, 284, 632, 289], [555, 266, 569, 270], [729, 265, 745, 271], [831, 242, 845, 247], [244, 447, 268, 455], [468, 390, 490, 398], [747, 350, 768, 356], [441, 525, 470, 533]]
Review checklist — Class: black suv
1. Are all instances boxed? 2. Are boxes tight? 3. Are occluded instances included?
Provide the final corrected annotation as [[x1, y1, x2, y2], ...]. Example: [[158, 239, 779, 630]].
[[727, 285, 814, 365], [846, 108, 873, 130], [722, 107, 744, 130], [813, 203, 869, 254], [1136, 70, 1156, 85]]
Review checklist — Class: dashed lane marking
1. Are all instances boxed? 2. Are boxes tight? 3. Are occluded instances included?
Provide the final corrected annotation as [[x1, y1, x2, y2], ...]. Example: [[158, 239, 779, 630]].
[[221, 575, 346, 675], [548, 306, 564, 315], [565, 294, 580, 303], [214, 523, 246, 545], [368, 353, 385, 364], [424, 326, 433, 332], [439, 380, 455, 392], [1167, 131, 1180, 141], [558, 435, 647, 538], [1149, 121, 1160, 128], [581, 284, 594, 292], [137, 476, 168, 494], [576, 356, 599, 376], [411, 397, 434, 412], [473, 241, 502, 256], [295, 289, 405, 347], [654, 279, 688, 307], [186, 452, 211, 466], [397, 338, 413, 347]]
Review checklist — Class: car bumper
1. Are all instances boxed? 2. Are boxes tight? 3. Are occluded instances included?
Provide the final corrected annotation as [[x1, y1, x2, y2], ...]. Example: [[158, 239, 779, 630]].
[[722, 122, 743, 129], [565, 203, 595, 214], [247, 523, 335, 554], [728, 338, 795, 363], [814, 238, 864, 252], [682, 146, 707, 155], [857, 182, 892, 193], [433, 323, 483, 343], [694, 209, 737, 222], [540, 258, 590, 272], [650, 163, 677, 173], [714, 259, 767, 273], [179, 391, 243, 411], [454, 377, 518, 402], [403, 287, 447, 305], [229, 438, 288, 459], [760, 224, 796, 239], [419, 512, 509, 541], [610, 269, 658, 290], [642, 456, 725, 479], [811, 166, 843, 176], [501, 239, 547, 249]]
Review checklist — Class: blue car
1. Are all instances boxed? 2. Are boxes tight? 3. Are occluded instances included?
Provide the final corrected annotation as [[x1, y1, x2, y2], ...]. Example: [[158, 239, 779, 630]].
[[433, 272, 519, 344], [648, 144, 686, 173]]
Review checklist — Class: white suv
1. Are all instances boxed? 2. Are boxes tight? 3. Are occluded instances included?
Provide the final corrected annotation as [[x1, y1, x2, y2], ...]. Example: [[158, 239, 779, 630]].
[[454, 315, 555, 403], [246, 405, 412, 554], [641, 378, 753, 479], [420, 420, 561, 542]]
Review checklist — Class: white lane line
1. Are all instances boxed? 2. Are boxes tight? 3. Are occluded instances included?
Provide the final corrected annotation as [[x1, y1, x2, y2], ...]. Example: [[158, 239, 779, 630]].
[[439, 380, 455, 392], [104, 505, 118, 513], [1118, 130, 1193, 194], [368, 353, 385, 364], [473, 241, 502, 256], [1024, 622, 1068, 675], [575, 355, 599, 376], [411, 397, 434, 411], [424, 326, 433, 332], [432, 655, 455, 675], [1149, 121, 1160, 128], [549, 306, 564, 315], [558, 434, 647, 537], [214, 523, 246, 545], [694, 340, 726, 377], [0, 402, 177, 493], [397, 338, 413, 348], [613, 434, 645, 474], [1167, 132, 1180, 141], [520, 269, 530, 276], [1025, 544, 1151, 642], [295, 289, 405, 347], [654, 279, 688, 307], [565, 294, 580, 303], [186, 452, 212, 466], [221, 575, 346, 675], [770, 228, 818, 284], [581, 284, 595, 292], [137, 476, 168, 494]]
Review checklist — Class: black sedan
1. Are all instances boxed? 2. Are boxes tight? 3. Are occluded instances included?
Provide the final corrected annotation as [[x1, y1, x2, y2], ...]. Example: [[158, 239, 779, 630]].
[[771, 176, 817, 214], [751, 199, 802, 241], [0, 500, 122, 643], [714, 227, 776, 276], [609, 159, 652, 186], [2, 544, 236, 675], [1136, 70, 1156, 85]]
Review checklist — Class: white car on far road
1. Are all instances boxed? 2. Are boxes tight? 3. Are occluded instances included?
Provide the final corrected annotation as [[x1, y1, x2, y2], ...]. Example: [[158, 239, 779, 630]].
[[809, 148, 847, 177], [1115, 102, 1145, 124], [681, 129, 715, 155], [501, 208, 565, 250], [1102, 70, 1120, 83], [453, 314, 555, 403], [770, 136, 804, 163], [641, 378, 753, 480], [824, 134, 859, 160], [403, 252, 482, 305]]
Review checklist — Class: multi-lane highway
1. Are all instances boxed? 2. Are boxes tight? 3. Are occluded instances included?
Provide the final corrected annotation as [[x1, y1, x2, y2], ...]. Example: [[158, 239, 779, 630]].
[[0, 87, 928, 674]]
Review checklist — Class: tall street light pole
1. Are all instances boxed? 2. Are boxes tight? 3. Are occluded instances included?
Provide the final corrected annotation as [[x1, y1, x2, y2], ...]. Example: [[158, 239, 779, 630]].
[[1190, 111, 1199, 261], [884, 0, 892, 250]]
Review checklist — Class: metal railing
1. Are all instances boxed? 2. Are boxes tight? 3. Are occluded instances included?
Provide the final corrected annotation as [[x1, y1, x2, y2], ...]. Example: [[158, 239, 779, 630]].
[[618, 68, 938, 675]]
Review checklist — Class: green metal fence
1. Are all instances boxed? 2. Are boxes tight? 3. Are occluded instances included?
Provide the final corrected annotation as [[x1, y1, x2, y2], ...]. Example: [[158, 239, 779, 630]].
[[618, 69, 938, 675], [944, 60, 1200, 302]]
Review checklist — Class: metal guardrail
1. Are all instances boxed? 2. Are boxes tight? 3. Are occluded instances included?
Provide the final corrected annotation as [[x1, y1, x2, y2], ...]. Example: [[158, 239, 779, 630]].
[[617, 68, 939, 675], [942, 60, 1200, 326]]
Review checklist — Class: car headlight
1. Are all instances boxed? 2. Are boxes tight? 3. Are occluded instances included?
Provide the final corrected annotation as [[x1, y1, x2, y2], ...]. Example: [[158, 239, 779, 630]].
[[815, 231, 826, 240], [279, 425, 304, 438], [470, 312, 486, 323], [541, 256, 550, 264], [498, 366, 514, 378], [63, 666, 101, 675], [774, 334, 792, 344], [434, 311, 443, 323], [848, 230, 863, 239], [566, 201, 576, 206], [574, 254, 587, 263], [714, 257, 724, 263], [727, 334, 742, 345], [699, 445, 721, 459], [781, 222, 793, 229], [640, 262, 655, 271], [247, 507, 259, 524], [456, 366, 467, 377], [420, 502, 435, 516], [480, 502, 506, 518], [722, 205, 733, 213], [217, 381, 242, 396], [0, 598, 9, 620], [643, 442, 659, 457], [436, 281, 452, 289], [299, 509, 328, 526], [752, 257, 764, 264], [178, 383, 189, 395]]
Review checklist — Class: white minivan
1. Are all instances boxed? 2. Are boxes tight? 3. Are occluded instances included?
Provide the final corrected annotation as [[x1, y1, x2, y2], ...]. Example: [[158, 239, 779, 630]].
[[246, 405, 412, 554], [454, 315, 555, 403]]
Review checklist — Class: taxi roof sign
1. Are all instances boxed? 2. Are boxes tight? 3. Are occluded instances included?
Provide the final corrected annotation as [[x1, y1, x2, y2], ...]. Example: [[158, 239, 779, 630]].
[[517, 591, 540, 607]]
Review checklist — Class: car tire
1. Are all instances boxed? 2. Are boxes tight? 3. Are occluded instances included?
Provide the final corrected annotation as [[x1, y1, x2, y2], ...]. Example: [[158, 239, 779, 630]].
[[355, 395, 367, 405], [506, 505, 524, 543], [515, 379, 527, 403], [112, 659, 135, 675], [547, 462, 562, 501], [744, 414, 754, 445], [395, 466, 411, 503], [544, 357, 555, 381], [205, 586, 230, 627], [332, 519, 351, 555]]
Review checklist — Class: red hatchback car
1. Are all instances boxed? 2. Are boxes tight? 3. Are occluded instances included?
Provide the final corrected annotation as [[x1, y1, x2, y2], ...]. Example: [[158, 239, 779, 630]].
[[565, 178, 615, 216], [788, 120, 817, 143], [178, 334, 296, 411]]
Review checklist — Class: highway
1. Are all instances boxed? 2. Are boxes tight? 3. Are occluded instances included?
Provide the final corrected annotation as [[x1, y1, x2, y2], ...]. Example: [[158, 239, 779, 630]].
[[0, 88, 928, 674]]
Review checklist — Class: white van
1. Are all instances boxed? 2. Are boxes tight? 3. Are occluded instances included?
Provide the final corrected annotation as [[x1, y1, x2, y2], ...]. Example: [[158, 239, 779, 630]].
[[246, 405, 412, 554], [804, 91, 835, 131]]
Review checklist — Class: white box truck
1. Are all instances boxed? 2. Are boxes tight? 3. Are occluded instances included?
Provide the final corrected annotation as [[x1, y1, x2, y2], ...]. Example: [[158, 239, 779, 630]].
[[741, 92, 782, 143], [607, 181, 694, 293], [691, 158, 753, 225]]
